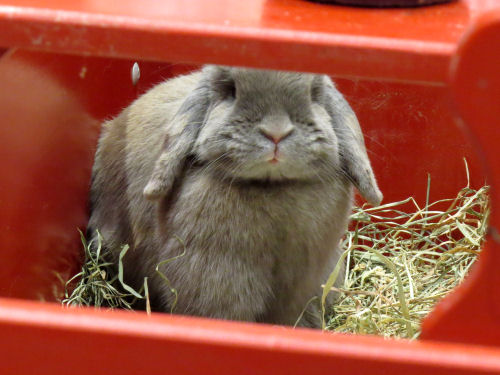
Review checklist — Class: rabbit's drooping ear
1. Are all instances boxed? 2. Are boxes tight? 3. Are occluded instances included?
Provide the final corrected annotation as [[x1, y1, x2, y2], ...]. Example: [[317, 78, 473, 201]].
[[312, 76, 383, 206], [143, 79, 211, 201]]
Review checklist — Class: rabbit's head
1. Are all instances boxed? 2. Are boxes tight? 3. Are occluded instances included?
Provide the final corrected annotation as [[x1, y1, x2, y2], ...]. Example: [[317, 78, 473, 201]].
[[144, 66, 382, 205]]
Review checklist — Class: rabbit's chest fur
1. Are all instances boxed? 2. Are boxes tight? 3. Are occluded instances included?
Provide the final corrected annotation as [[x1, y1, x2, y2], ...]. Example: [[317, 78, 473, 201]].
[[148, 170, 352, 324]]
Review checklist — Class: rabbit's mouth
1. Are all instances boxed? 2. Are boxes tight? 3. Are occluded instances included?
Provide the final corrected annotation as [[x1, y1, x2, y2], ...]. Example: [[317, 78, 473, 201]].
[[199, 145, 328, 183], [267, 152, 280, 165], [267, 146, 281, 164]]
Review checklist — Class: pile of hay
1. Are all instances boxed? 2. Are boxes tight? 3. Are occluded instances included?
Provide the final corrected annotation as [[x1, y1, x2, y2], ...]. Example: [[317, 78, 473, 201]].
[[323, 176, 489, 338], [63, 232, 150, 312], [63, 171, 489, 339]]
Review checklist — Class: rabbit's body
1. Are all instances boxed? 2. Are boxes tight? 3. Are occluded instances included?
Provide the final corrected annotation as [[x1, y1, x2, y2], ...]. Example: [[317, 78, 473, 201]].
[[89, 66, 381, 327]]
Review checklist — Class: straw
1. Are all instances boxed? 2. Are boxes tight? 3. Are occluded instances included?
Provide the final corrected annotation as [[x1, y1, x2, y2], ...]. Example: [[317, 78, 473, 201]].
[[62, 230, 149, 311], [323, 168, 489, 338]]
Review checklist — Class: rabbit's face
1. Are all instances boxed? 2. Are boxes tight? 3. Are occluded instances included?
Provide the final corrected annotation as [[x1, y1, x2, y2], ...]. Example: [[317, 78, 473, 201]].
[[194, 68, 340, 183]]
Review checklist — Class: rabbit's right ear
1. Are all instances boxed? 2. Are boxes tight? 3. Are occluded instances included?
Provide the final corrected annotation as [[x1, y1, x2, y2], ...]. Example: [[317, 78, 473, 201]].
[[312, 76, 383, 206], [143, 78, 211, 201]]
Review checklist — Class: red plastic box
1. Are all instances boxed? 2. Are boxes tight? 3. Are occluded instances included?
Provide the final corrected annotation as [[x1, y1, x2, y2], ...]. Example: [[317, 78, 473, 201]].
[[0, 0, 499, 374]]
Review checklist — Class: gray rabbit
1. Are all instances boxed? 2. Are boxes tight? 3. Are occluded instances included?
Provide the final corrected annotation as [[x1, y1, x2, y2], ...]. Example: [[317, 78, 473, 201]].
[[88, 65, 382, 327]]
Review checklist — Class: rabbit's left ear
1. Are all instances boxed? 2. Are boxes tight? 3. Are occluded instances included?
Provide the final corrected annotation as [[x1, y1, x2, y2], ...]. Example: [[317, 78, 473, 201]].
[[312, 76, 383, 206], [143, 80, 211, 201]]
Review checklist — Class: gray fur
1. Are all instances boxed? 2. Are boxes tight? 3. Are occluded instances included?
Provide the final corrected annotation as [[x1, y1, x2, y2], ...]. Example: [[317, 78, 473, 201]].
[[88, 66, 382, 327]]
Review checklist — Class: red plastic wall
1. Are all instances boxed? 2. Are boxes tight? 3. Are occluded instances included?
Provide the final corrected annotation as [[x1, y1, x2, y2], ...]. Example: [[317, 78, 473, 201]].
[[0, 49, 484, 300]]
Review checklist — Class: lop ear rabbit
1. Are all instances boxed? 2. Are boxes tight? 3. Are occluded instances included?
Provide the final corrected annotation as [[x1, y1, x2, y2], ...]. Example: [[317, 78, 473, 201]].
[[88, 65, 382, 327]]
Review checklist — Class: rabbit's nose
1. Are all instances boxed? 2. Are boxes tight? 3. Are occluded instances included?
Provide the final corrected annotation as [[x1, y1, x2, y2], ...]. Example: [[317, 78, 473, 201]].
[[258, 122, 294, 144]]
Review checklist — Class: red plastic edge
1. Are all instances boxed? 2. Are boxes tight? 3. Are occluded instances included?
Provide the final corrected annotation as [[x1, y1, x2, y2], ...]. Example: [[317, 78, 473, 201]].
[[420, 9, 500, 346], [1, 298, 500, 375], [0, 4, 453, 84]]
